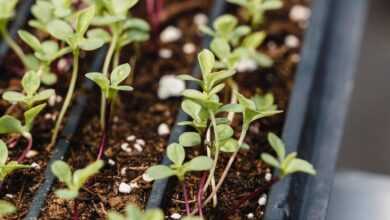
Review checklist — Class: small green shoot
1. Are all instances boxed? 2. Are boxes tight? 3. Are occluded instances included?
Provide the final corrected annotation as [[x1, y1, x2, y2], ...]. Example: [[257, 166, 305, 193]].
[[146, 143, 213, 182], [51, 160, 104, 200], [49, 5, 105, 147], [261, 133, 316, 177], [0, 140, 30, 182], [200, 14, 250, 46], [2, 70, 55, 108], [227, 0, 283, 27]]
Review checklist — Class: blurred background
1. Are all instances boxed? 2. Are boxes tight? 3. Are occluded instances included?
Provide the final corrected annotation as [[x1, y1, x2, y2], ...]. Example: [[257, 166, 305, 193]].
[[327, 0, 390, 219]]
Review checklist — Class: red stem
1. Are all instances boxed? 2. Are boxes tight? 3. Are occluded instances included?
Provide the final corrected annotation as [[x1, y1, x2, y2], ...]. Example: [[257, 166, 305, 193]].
[[197, 173, 207, 218], [97, 101, 111, 160], [17, 135, 32, 163], [7, 136, 20, 148], [146, 0, 164, 33], [73, 199, 79, 220], [182, 182, 191, 216]]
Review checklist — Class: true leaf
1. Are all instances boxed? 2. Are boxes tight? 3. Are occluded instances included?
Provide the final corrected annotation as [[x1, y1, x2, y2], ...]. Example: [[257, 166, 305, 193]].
[[146, 165, 175, 180], [167, 143, 185, 166], [18, 30, 41, 51], [267, 132, 285, 161], [24, 104, 46, 131], [261, 153, 280, 168], [22, 71, 40, 97], [184, 156, 213, 171], [79, 37, 104, 51], [179, 132, 201, 147], [198, 49, 215, 75], [0, 116, 24, 135], [110, 64, 131, 86], [76, 6, 96, 35], [51, 160, 72, 186], [72, 160, 104, 189], [2, 91, 26, 103], [47, 19, 74, 41], [54, 189, 78, 200], [284, 158, 316, 176]]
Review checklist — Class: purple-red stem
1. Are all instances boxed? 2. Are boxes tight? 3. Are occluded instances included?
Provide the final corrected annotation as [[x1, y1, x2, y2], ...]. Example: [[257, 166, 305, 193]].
[[7, 136, 20, 148], [73, 199, 79, 220], [182, 182, 191, 216], [97, 101, 111, 160], [197, 173, 207, 218], [17, 136, 32, 163], [147, 0, 164, 33]]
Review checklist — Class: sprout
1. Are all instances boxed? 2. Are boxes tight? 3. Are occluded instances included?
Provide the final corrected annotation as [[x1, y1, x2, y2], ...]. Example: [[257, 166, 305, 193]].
[[107, 204, 164, 220], [227, 0, 283, 27], [2, 70, 55, 109], [200, 14, 250, 47], [146, 143, 213, 182], [1, 71, 53, 162], [51, 160, 104, 200], [18, 30, 72, 85], [87, 0, 150, 127], [261, 133, 316, 177], [86, 64, 133, 159], [51, 160, 104, 220], [0, 139, 30, 182], [48, 6, 105, 147]]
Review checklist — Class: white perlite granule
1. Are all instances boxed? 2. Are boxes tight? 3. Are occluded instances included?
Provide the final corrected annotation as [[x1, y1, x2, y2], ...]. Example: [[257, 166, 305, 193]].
[[118, 182, 132, 194], [160, 26, 182, 43], [158, 123, 170, 136], [157, 75, 185, 100], [289, 5, 311, 22]]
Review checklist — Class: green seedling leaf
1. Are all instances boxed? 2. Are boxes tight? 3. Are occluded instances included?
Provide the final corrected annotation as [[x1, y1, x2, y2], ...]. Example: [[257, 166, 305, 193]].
[[47, 19, 74, 41], [179, 132, 201, 147], [167, 143, 185, 166], [0, 115, 24, 135], [0, 161, 31, 181], [18, 30, 41, 51], [79, 38, 104, 51], [261, 153, 279, 168], [146, 165, 175, 180], [267, 132, 285, 161], [284, 157, 316, 176], [0, 200, 16, 217], [2, 91, 26, 103], [51, 160, 72, 186], [52, 160, 104, 200], [73, 160, 104, 189], [242, 32, 266, 49], [87, 28, 111, 42], [216, 124, 234, 141], [76, 6, 96, 36], [0, 140, 7, 165], [24, 103, 46, 131], [198, 49, 215, 76], [111, 64, 131, 86], [184, 156, 213, 171], [213, 14, 237, 38], [22, 71, 40, 97]]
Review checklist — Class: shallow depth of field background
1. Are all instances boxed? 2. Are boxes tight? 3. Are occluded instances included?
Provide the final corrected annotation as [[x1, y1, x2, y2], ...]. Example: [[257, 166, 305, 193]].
[[327, 0, 390, 219]]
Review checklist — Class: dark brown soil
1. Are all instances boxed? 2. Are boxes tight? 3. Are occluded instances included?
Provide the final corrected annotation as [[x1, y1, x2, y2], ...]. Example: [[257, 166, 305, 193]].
[[40, 1, 214, 219]]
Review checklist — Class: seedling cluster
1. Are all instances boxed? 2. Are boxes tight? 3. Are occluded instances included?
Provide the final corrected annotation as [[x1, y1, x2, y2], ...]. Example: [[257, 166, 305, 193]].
[[0, 0, 315, 219]]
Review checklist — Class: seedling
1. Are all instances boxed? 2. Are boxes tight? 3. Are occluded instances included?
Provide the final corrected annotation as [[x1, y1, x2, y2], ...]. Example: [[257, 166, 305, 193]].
[[51, 160, 104, 220], [86, 64, 133, 159], [2, 70, 55, 109], [107, 204, 164, 220], [18, 30, 73, 85], [0, 200, 16, 218], [261, 133, 316, 177], [0, 0, 29, 67], [239, 31, 273, 67], [88, 0, 149, 127], [227, 0, 283, 27], [200, 14, 250, 47], [0, 139, 30, 182], [146, 143, 213, 215], [48, 6, 105, 147], [230, 133, 315, 211], [1, 71, 51, 162], [29, 0, 73, 33]]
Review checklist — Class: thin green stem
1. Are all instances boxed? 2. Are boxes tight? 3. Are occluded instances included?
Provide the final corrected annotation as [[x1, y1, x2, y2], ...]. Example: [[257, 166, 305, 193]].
[[203, 110, 220, 207], [49, 50, 79, 149], [100, 33, 119, 128], [1, 28, 27, 67], [192, 124, 249, 215]]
